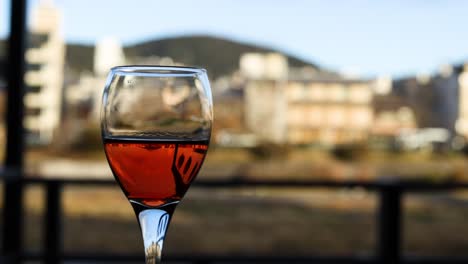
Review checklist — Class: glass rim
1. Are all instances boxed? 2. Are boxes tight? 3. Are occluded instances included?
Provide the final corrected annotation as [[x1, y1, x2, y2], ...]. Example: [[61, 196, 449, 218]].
[[110, 65, 207, 75]]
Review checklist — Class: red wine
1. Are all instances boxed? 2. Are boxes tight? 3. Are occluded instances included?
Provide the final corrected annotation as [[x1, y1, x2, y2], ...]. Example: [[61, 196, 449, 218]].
[[104, 138, 208, 207]]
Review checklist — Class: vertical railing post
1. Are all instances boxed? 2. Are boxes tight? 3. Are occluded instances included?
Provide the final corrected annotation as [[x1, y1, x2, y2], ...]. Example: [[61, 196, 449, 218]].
[[2, 0, 27, 263], [377, 184, 402, 264], [44, 181, 62, 264]]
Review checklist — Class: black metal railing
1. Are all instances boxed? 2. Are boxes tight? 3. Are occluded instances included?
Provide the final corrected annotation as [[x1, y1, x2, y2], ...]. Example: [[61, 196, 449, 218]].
[[2, 177, 466, 264], [3, 0, 27, 263]]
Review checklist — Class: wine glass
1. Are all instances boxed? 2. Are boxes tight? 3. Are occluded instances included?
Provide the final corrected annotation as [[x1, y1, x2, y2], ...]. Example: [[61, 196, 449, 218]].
[[101, 65, 212, 263]]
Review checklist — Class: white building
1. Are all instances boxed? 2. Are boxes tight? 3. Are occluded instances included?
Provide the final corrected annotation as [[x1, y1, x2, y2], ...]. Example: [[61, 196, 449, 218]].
[[94, 37, 126, 76], [66, 37, 126, 121], [456, 64, 468, 137], [242, 53, 288, 143], [24, 0, 65, 144], [242, 53, 375, 146]]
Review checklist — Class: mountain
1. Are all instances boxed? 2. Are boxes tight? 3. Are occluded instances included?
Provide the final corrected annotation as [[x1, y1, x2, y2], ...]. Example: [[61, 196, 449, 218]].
[[65, 43, 94, 74], [0, 35, 320, 79], [0, 39, 6, 81], [0, 39, 5, 58], [125, 35, 319, 78]]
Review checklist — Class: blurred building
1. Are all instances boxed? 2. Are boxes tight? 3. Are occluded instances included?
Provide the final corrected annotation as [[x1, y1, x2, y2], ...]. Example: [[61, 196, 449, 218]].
[[430, 65, 459, 135], [456, 64, 468, 138], [286, 79, 374, 145], [94, 37, 126, 76], [24, 0, 65, 144], [372, 95, 416, 137], [66, 37, 126, 121], [384, 63, 468, 150], [393, 65, 460, 137], [242, 53, 374, 146], [211, 72, 247, 143], [371, 75, 418, 137], [242, 53, 288, 143]]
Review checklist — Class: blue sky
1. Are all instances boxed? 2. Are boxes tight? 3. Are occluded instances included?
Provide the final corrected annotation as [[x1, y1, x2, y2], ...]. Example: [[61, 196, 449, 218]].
[[1, 0, 468, 78]]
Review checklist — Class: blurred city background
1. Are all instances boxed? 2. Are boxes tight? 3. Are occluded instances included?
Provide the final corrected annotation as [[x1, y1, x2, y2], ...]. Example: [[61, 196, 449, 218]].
[[1, 0, 468, 260]]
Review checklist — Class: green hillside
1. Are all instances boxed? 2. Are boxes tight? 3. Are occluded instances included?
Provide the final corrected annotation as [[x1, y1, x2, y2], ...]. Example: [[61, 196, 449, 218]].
[[125, 35, 318, 78], [0, 39, 5, 58], [65, 43, 94, 73], [1, 35, 320, 79]]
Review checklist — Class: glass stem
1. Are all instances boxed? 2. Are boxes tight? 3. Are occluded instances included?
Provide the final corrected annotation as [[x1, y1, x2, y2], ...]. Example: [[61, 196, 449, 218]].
[[138, 209, 171, 264]]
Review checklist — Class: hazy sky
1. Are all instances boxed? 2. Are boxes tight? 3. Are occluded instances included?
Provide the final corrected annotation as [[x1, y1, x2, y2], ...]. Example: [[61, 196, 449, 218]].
[[1, 0, 468, 77]]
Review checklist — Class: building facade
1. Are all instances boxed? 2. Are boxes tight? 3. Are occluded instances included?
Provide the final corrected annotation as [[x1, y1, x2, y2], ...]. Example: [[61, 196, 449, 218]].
[[24, 0, 65, 144], [456, 64, 468, 138], [285, 79, 373, 145], [242, 53, 374, 146]]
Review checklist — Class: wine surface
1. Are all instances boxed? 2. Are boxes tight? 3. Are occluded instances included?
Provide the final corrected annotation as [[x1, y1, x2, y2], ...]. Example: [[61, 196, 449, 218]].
[[104, 138, 208, 207]]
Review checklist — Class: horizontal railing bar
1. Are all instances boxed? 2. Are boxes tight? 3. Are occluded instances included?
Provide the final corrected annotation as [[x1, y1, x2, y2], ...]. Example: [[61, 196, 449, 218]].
[[22, 252, 377, 263], [15, 176, 468, 191], [21, 252, 468, 264], [403, 257, 468, 264]]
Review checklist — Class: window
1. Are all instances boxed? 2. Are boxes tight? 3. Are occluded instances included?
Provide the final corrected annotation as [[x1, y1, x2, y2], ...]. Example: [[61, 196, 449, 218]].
[[328, 84, 346, 102], [349, 84, 372, 103], [308, 83, 326, 101]]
